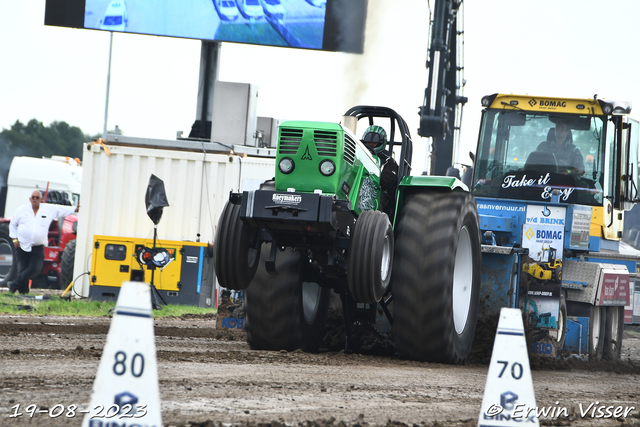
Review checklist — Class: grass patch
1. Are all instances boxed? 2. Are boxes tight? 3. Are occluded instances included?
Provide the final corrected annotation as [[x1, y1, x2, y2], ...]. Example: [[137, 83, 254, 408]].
[[0, 291, 216, 318]]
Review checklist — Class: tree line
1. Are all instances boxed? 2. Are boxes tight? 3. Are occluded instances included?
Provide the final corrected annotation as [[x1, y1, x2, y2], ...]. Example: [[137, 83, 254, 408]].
[[0, 119, 111, 188], [0, 119, 99, 161]]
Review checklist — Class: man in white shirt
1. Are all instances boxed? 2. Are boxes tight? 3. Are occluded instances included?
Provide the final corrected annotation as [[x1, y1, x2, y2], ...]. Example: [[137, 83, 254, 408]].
[[8, 190, 79, 294]]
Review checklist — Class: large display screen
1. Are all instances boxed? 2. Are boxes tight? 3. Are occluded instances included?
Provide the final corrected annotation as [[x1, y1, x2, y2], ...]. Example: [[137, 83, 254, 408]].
[[45, 0, 366, 53]]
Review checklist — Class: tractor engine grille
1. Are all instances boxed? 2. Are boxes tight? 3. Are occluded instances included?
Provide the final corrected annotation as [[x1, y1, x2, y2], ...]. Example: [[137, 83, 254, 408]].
[[279, 128, 303, 155], [343, 133, 356, 165], [313, 130, 338, 157]]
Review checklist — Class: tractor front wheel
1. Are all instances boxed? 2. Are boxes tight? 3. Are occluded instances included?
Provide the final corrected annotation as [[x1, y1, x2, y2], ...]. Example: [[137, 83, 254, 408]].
[[213, 201, 259, 290], [347, 210, 394, 303], [245, 244, 330, 352], [393, 190, 481, 364]]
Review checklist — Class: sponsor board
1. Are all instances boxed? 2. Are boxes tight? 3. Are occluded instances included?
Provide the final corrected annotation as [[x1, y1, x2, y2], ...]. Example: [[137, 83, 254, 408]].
[[598, 271, 630, 306], [569, 206, 591, 250], [522, 224, 564, 263], [217, 288, 245, 330]]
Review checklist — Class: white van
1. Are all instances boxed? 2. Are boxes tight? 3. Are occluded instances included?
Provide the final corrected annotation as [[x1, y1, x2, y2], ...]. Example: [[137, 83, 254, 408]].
[[99, 0, 128, 32], [3, 156, 82, 217], [237, 0, 264, 19], [214, 0, 240, 21]]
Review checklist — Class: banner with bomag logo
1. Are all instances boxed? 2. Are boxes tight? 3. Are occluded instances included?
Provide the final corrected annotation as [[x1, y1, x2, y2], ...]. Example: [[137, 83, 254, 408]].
[[486, 94, 605, 115]]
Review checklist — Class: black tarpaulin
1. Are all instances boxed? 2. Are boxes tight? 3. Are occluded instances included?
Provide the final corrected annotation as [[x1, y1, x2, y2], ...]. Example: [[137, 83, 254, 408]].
[[145, 174, 170, 224]]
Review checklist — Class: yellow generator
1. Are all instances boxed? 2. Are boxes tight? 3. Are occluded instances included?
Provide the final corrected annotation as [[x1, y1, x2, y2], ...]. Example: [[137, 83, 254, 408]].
[[89, 235, 215, 308]]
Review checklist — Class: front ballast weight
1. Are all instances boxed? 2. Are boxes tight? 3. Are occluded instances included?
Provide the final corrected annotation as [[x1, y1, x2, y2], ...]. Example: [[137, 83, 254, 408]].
[[213, 189, 393, 304], [213, 189, 353, 290]]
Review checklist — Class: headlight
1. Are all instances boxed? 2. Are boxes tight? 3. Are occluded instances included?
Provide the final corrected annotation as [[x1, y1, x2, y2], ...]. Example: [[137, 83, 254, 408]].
[[598, 100, 614, 115], [481, 93, 498, 107], [278, 157, 295, 174], [319, 159, 336, 176]]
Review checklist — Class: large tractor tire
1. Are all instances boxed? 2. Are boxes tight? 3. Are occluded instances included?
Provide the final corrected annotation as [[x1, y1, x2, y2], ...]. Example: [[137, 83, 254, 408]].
[[347, 210, 394, 303], [0, 227, 16, 287], [59, 239, 76, 290], [393, 190, 481, 364], [603, 306, 624, 360], [588, 305, 606, 361], [245, 244, 330, 352], [213, 201, 259, 290]]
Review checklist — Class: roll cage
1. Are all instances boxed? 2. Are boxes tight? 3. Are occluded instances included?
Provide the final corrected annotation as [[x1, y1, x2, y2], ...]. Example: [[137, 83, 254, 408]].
[[343, 105, 414, 186]]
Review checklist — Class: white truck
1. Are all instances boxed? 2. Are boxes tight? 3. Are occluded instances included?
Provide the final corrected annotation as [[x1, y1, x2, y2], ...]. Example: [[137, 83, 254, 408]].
[[0, 156, 82, 289]]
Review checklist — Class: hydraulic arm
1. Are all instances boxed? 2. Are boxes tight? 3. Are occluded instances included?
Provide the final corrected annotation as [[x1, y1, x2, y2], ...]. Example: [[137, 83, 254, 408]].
[[418, 0, 467, 176]]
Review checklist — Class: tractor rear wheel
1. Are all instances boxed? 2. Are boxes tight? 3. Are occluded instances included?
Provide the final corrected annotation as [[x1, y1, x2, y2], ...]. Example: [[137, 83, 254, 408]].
[[393, 190, 481, 364], [347, 210, 394, 303], [0, 228, 16, 287], [213, 201, 259, 290], [59, 239, 76, 290], [588, 305, 606, 361], [603, 306, 624, 360], [245, 244, 330, 352]]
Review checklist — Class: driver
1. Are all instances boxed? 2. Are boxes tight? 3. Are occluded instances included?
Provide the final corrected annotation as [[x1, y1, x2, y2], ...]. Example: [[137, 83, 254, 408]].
[[536, 120, 585, 174], [361, 125, 398, 216]]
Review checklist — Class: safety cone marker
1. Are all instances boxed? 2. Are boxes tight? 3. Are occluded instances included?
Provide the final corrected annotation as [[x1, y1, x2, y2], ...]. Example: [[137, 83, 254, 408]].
[[82, 282, 162, 427], [478, 308, 539, 426]]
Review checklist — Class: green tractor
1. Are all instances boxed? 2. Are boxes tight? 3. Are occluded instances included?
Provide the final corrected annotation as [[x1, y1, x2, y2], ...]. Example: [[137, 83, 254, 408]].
[[213, 105, 482, 364]]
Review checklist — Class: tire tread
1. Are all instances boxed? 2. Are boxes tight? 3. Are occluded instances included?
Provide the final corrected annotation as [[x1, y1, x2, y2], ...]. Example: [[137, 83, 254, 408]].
[[59, 239, 76, 290], [393, 190, 481, 364], [245, 245, 329, 352]]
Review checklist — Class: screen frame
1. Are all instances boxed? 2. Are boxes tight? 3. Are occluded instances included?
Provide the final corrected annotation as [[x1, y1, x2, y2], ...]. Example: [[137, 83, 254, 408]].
[[44, 0, 366, 53]]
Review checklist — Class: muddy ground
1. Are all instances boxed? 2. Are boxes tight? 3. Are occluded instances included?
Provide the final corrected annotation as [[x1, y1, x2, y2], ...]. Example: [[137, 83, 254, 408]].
[[1, 290, 640, 427]]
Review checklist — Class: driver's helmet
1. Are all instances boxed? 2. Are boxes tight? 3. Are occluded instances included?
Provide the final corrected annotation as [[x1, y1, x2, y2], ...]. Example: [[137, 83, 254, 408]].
[[361, 125, 387, 154]]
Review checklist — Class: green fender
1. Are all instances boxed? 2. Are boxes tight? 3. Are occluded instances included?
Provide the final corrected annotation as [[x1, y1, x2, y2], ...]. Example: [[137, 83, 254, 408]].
[[392, 176, 470, 228]]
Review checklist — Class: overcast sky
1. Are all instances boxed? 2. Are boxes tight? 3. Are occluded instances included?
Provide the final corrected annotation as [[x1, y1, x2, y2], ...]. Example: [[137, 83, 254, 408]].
[[2, 0, 640, 174]]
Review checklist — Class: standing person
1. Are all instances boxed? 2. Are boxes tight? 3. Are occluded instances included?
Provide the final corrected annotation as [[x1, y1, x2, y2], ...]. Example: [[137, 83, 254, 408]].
[[8, 190, 79, 294]]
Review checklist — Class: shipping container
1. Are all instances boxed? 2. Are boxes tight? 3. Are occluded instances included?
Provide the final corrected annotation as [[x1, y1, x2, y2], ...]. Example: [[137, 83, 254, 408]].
[[74, 135, 275, 298]]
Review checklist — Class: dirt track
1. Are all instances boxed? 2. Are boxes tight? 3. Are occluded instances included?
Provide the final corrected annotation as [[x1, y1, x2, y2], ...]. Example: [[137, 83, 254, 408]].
[[1, 295, 640, 427]]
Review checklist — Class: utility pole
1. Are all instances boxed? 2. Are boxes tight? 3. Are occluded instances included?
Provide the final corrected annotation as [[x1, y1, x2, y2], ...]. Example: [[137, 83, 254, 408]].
[[102, 32, 114, 140]]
